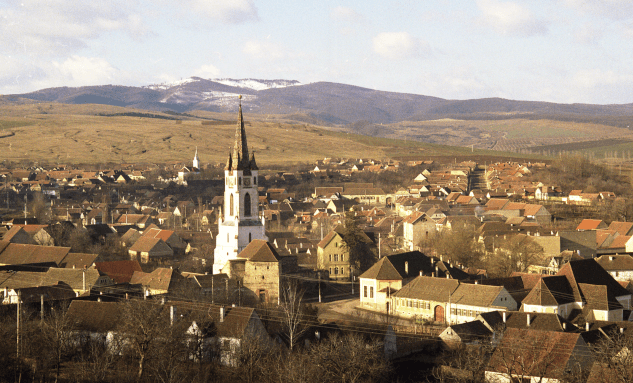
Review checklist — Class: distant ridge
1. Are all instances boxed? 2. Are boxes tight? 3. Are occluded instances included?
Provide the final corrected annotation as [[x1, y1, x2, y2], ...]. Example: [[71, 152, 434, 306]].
[[10, 78, 633, 126]]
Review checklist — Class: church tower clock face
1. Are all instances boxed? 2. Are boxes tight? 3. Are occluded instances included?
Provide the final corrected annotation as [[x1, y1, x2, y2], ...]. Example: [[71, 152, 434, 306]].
[[244, 177, 251, 186]]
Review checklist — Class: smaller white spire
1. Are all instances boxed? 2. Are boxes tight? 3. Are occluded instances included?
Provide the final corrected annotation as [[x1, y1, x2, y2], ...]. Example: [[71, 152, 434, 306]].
[[193, 146, 199, 169]]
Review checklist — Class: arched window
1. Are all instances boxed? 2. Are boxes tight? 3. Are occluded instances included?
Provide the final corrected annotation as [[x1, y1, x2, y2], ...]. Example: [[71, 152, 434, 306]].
[[230, 194, 234, 216], [244, 192, 251, 217]]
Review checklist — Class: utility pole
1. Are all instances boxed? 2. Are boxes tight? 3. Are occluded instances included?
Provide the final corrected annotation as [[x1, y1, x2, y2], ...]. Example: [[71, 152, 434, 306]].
[[351, 269, 354, 294], [318, 272, 321, 303], [17, 291, 21, 358]]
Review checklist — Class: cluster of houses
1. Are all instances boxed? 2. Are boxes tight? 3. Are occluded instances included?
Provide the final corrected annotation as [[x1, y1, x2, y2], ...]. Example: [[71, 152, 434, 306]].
[[2, 149, 633, 381]]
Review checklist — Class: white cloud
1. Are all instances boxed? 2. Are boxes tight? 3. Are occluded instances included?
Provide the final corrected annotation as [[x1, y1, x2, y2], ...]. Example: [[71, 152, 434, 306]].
[[50, 56, 120, 87], [0, 55, 130, 94], [0, 1, 151, 56], [574, 23, 602, 45], [194, 64, 221, 78], [573, 68, 633, 88], [563, 0, 633, 21], [331, 6, 363, 23], [243, 40, 285, 60], [476, 0, 548, 36], [187, 0, 258, 23], [373, 32, 430, 60]]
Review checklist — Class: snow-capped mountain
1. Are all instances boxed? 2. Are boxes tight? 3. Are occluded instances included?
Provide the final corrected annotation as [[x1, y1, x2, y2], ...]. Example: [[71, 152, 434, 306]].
[[214, 78, 301, 91], [145, 77, 301, 92], [142, 77, 302, 107], [12, 78, 633, 127]]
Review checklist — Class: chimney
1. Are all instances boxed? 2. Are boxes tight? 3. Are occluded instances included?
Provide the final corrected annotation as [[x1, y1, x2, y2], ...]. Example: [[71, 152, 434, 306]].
[[431, 272, 435, 277], [563, 323, 567, 331], [170, 305, 176, 325], [405, 261, 409, 275], [97, 297, 101, 303], [475, 280, 478, 285], [502, 311, 506, 323], [420, 271, 424, 277], [620, 327, 624, 334], [220, 306, 225, 322], [527, 313, 531, 327], [446, 273, 449, 279], [586, 322, 590, 331]]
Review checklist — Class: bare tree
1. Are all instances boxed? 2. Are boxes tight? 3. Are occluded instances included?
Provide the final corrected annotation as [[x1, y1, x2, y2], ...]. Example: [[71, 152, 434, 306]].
[[585, 328, 633, 383], [309, 332, 391, 383], [279, 281, 310, 351], [118, 300, 169, 382], [40, 302, 74, 382], [433, 343, 493, 383], [490, 235, 544, 278], [420, 223, 483, 269]]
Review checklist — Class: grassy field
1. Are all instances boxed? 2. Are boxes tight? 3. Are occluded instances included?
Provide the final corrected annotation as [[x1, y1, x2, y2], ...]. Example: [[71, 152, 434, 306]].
[[0, 102, 514, 166], [11, 100, 633, 166]]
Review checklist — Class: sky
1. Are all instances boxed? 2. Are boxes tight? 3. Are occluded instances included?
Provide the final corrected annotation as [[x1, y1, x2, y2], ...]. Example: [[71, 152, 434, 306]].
[[1, 0, 633, 104]]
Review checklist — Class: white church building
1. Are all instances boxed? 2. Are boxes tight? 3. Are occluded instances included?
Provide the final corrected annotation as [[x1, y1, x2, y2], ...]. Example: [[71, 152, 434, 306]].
[[213, 98, 267, 274]]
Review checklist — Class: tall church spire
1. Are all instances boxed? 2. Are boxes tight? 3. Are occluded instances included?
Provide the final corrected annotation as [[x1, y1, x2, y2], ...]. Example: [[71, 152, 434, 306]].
[[231, 95, 250, 172]]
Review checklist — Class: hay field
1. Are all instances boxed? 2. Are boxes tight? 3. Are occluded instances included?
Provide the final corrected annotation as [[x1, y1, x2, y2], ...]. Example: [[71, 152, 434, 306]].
[[0, 102, 485, 165]]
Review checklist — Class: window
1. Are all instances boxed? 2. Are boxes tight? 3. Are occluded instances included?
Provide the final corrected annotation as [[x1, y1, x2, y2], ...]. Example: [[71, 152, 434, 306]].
[[238, 177, 241, 185], [341, 268, 345, 275], [329, 255, 332, 262], [334, 267, 338, 275], [364, 286, 367, 298], [254, 176, 257, 185], [230, 194, 234, 216], [244, 192, 251, 216], [370, 287, 374, 298], [334, 254, 338, 262], [249, 233, 252, 242], [451, 308, 456, 315]]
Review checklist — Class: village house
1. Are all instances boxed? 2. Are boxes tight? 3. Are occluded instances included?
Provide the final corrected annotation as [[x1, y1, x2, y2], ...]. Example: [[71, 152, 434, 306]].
[[485, 328, 593, 383], [229, 239, 282, 305], [128, 237, 174, 263], [594, 254, 633, 282], [390, 276, 517, 324], [129, 267, 188, 296], [402, 211, 436, 251], [521, 259, 632, 322], [316, 228, 371, 281], [359, 251, 437, 313]]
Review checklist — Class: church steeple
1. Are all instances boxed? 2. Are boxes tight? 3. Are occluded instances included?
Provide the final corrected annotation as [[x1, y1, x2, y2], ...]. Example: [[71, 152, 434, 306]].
[[193, 146, 199, 169], [230, 95, 252, 173]]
